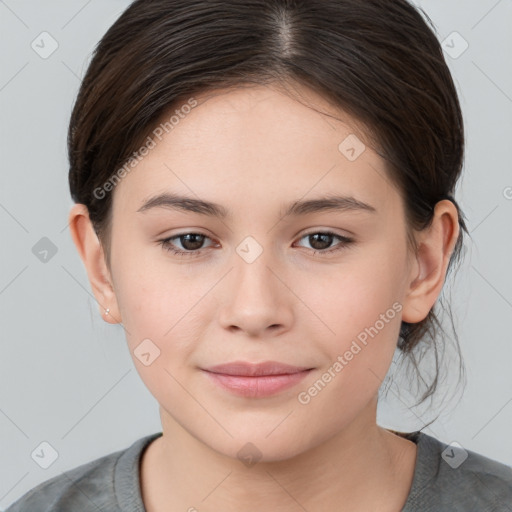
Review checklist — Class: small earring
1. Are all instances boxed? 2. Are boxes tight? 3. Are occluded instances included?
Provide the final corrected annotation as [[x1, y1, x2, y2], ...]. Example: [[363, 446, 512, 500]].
[[104, 308, 110, 316]]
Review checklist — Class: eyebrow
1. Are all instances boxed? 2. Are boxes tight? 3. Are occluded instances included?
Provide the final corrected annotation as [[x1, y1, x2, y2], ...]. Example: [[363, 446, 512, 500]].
[[136, 192, 377, 218]]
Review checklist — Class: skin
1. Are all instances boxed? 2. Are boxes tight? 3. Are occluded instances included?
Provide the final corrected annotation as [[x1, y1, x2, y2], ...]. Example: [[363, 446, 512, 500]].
[[69, 82, 459, 511]]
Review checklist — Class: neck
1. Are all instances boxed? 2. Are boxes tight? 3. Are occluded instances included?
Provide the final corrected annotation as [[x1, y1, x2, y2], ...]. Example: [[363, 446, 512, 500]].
[[140, 398, 417, 512]]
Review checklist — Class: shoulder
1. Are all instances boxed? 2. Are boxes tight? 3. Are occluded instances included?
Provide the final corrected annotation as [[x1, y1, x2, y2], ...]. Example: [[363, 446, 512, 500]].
[[402, 431, 512, 511], [4, 451, 121, 512], [4, 433, 162, 512]]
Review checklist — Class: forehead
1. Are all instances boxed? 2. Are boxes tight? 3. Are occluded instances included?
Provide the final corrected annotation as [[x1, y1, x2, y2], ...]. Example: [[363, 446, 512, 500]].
[[111, 83, 397, 218]]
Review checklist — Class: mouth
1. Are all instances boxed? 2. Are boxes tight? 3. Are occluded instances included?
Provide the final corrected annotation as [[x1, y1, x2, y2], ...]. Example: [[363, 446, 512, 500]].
[[201, 361, 314, 398]]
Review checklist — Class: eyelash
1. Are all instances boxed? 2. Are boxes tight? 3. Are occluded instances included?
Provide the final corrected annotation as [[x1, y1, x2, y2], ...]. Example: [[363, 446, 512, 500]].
[[158, 231, 354, 258]]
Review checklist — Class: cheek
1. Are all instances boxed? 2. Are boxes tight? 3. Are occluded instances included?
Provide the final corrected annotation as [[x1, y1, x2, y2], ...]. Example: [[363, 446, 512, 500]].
[[113, 245, 186, 329], [304, 245, 405, 344], [113, 266, 204, 409], [113, 255, 214, 373], [298, 243, 406, 395], [297, 285, 403, 435]]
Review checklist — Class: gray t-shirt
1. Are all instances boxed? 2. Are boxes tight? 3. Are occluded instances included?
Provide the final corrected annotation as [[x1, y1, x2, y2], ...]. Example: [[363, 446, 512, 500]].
[[5, 430, 512, 511]]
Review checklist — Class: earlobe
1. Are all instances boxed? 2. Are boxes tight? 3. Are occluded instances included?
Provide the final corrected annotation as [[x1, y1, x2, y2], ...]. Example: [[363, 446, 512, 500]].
[[68, 204, 122, 324], [401, 200, 460, 324]]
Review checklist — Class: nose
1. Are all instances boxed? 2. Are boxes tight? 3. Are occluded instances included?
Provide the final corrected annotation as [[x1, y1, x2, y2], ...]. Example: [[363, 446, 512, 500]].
[[218, 248, 294, 338]]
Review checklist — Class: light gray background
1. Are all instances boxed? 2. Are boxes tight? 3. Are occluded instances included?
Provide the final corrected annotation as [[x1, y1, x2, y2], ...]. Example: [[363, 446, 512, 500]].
[[1, 0, 511, 508]]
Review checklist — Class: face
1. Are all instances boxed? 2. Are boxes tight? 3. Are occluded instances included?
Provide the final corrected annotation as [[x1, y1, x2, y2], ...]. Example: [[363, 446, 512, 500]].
[[106, 83, 416, 461]]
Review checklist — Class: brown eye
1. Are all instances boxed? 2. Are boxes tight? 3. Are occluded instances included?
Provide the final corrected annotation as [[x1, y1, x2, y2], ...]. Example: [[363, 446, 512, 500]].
[[159, 233, 214, 257], [296, 231, 354, 255]]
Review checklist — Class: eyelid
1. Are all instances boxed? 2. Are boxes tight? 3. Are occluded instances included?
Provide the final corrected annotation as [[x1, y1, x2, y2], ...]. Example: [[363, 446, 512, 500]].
[[159, 228, 355, 257], [164, 231, 217, 249], [293, 230, 353, 250], [161, 227, 352, 245], [299, 227, 353, 239]]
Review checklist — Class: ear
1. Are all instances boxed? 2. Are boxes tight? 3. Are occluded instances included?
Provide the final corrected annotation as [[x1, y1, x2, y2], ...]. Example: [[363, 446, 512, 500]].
[[402, 199, 460, 323], [68, 203, 122, 324]]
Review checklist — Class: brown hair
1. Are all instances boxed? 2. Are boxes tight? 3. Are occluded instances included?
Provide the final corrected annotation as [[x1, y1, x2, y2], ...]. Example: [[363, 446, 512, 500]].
[[68, 0, 468, 408]]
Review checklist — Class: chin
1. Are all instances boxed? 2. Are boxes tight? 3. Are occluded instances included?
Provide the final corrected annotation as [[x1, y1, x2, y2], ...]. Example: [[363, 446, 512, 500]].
[[199, 427, 316, 465]]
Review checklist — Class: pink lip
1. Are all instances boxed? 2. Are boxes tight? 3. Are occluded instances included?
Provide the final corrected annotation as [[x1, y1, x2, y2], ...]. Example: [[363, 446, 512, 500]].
[[202, 361, 313, 398]]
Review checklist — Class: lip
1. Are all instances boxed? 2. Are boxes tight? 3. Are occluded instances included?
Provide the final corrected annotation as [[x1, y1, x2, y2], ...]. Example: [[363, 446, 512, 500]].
[[204, 361, 312, 376], [201, 361, 313, 398]]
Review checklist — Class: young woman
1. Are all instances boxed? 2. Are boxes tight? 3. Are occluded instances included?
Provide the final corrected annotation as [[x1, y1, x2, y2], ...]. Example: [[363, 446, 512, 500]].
[[6, 0, 512, 511]]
